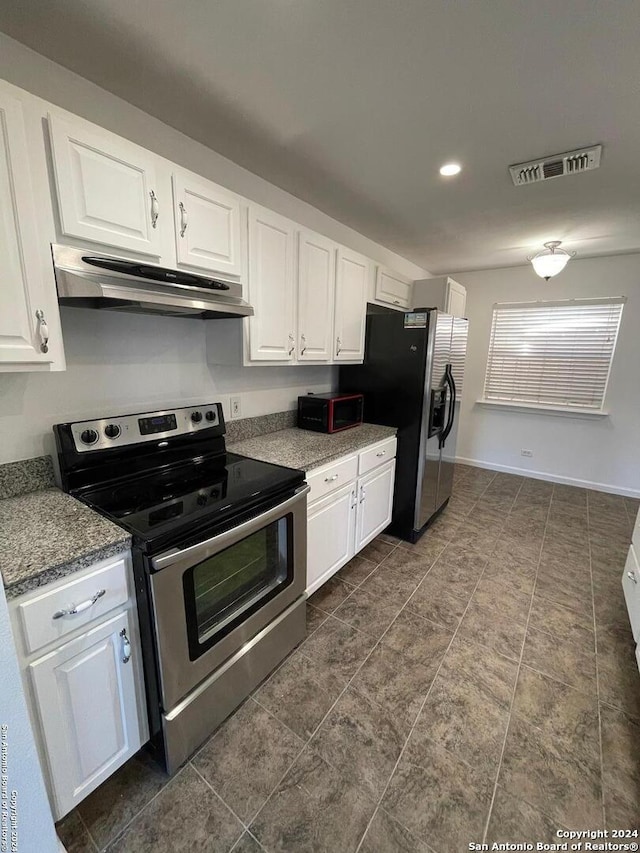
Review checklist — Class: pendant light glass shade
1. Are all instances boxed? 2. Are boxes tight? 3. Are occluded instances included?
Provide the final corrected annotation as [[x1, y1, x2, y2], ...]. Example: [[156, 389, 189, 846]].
[[529, 241, 574, 281]]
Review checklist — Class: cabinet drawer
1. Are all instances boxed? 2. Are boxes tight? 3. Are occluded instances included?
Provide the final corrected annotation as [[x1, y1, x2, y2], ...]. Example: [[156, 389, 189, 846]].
[[359, 437, 397, 477], [622, 544, 640, 642], [307, 454, 358, 503], [17, 557, 130, 655]]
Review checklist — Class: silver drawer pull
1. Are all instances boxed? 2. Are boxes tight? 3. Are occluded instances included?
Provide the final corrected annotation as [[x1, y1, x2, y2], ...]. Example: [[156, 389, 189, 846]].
[[324, 474, 339, 483], [628, 571, 638, 584], [120, 628, 131, 663], [52, 589, 106, 619], [376, 450, 386, 457]]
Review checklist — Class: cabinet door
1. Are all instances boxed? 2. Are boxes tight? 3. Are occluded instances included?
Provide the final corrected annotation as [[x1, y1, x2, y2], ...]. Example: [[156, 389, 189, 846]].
[[355, 460, 396, 552], [375, 266, 413, 309], [247, 206, 296, 361], [445, 278, 467, 318], [0, 93, 56, 365], [30, 610, 145, 818], [48, 113, 162, 257], [334, 247, 369, 361], [297, 230, 336, 362], [172, 172, 242, 277], [307, 483, 356, 595]]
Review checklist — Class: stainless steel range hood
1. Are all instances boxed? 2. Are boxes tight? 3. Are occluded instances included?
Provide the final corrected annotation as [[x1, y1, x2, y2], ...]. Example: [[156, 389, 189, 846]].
[[52, 245, 254, 319]]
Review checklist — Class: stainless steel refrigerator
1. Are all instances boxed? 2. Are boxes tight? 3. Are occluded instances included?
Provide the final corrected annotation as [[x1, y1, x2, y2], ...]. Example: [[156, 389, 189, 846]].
[[339, 304, 468, 543]]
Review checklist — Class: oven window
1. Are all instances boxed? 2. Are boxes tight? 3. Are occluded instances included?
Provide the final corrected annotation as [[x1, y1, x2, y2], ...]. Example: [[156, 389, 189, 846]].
[[187, 516, 291, 653], [333, 398, 362, 430]]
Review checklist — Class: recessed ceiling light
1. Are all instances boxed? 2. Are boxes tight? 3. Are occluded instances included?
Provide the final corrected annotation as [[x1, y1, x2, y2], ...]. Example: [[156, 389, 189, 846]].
[[440, 163, 461, 176]]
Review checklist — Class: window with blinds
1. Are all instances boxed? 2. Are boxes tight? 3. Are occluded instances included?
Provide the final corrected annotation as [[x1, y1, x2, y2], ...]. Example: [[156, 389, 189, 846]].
[[483, 298, 625, 410]]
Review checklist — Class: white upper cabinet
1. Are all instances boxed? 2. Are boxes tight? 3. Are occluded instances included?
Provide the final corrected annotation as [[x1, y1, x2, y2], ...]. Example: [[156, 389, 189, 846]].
[[375, 265, 413, 309], [297, 230, 336, 362], [0, 91, 57, 366], [172, 171, 242, 278], [48, 113, 163, 257], [334, 247, 369, 361], [247, 205, 296, 361], [413, 276, 467, 318]]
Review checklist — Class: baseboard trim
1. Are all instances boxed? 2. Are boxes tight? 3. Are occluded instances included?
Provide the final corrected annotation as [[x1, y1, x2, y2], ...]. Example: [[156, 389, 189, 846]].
[[455, 456, 640, 499]]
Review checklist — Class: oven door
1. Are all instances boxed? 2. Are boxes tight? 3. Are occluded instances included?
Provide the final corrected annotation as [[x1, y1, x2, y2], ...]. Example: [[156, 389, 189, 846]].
[[149, 485, 308, 711]]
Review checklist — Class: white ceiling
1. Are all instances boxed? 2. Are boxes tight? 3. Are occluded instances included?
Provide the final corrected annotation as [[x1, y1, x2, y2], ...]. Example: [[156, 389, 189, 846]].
[[1, 0, 639, 273]]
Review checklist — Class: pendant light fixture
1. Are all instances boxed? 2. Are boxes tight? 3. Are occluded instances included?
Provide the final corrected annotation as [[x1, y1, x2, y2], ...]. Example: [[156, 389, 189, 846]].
[[529, 241, 576, 281]]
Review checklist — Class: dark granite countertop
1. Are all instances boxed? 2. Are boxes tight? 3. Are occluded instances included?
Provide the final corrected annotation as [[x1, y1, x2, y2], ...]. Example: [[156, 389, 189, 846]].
[[0, 488, 131, 600], [228, 423, 397, 472]]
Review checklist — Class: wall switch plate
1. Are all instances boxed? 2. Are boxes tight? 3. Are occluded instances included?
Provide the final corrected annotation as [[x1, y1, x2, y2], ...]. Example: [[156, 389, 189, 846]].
[[521, 449, 533, 457], [230, 396, 242, 419]]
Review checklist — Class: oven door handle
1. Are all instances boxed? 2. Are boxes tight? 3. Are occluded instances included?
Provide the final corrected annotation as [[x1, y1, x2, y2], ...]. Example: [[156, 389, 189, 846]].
[[151, 484, 310, 572]]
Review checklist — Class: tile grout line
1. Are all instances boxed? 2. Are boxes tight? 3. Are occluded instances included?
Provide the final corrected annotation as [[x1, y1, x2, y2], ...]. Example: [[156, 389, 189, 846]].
[[353, 474, 518, 853], [74, 811, 100, 853], [480, 476, 547, 844], [99, 761, 194, 851], [586, 490, 608, 830]]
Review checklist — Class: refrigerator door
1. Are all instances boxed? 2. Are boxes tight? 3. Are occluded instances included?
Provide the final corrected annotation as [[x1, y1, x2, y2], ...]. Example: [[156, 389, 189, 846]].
[[438, 317, 468, 508], [416, 312, 453, 529]]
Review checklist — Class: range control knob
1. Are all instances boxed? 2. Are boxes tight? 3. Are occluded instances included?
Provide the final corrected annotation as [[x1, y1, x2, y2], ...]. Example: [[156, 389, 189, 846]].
[[196, 493, 207, 506], [80, 428, 99, 445], [205, 410, 217, 422], [191, 411, 203, 424], [104, 423, 121, 439]]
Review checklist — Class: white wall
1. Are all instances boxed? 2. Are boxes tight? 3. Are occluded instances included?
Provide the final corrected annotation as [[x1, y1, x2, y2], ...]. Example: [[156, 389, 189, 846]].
[[0, 33, 432, 465], [0, 583, 59, 853], [453, 253, 640, 497], [0, 308, 335, 464]]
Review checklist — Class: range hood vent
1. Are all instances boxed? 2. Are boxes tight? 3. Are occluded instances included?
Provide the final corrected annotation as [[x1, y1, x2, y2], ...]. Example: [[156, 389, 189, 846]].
[[52, 245, 254, 319], [509, 145, 602, 186]]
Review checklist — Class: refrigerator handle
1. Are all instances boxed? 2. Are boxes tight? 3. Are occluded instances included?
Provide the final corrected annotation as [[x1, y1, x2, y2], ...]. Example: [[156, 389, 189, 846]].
[[439, 363, 457, 448]]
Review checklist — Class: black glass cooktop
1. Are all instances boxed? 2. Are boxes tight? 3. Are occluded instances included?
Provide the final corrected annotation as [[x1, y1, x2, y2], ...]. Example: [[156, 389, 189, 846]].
[[74, 452, 304, 552]]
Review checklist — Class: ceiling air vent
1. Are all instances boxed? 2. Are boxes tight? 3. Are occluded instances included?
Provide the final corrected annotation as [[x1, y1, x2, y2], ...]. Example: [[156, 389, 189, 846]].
[[509, 145, 602, 186]]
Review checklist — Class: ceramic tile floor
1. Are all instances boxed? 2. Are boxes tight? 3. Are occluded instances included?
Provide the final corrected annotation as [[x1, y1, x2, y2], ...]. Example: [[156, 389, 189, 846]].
[[57, 465, 640, 852]]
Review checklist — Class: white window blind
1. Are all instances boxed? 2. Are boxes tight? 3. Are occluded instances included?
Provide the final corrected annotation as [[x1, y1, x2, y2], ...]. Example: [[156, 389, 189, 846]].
[[451, 317, 468, 397], [483, 297, 625, 410]]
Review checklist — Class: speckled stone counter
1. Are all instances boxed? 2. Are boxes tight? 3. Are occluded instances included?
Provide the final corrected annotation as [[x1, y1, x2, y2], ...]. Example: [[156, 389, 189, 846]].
[[228, 423, 397, 472], [0, 489, 131, 600]]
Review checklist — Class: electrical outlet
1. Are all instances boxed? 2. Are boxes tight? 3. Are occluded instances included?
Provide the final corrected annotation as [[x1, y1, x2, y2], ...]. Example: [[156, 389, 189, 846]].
[[521, 449, 533, 458], [230, 396, 242, 419]]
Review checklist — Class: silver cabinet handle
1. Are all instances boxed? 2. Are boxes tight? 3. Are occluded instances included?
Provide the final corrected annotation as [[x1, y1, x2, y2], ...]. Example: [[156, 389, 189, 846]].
[[150, 190, 159, 228], [359, 486, 366, 504], [300, 333, 306, 356], [393, 300, 401, 305], [179, 201, 188, 237], [53, 589, 106, 619], [351, 489, 358, 509], [35, 309, 49, 354], [120, 628, 131, 663], [336, 336, 342, 357], [376, 450, 386, 457], [288, 332, 295, 356], [628, 571, 638, 584], [324, 474, 339, 483]]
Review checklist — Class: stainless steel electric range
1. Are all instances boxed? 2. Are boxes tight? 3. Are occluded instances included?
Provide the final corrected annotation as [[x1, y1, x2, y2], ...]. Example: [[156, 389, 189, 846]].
[[53, 402, 308, 773]]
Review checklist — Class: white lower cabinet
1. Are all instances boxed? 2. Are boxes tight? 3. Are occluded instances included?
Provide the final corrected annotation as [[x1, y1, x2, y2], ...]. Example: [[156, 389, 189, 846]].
[[30, 610, 145, 817], [10, 553, 148, 820], [355, 460, 396, 551], [307, 482, 357, 594], [306, 438, 396, 596]]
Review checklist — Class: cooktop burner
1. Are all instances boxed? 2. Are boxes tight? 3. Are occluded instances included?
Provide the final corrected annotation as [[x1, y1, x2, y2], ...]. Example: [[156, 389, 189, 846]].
[[53, 402, 305, 554]]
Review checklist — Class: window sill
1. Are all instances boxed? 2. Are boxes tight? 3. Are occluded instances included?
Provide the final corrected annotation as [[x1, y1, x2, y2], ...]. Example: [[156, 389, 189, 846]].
[[475, 399, 610, 419]]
